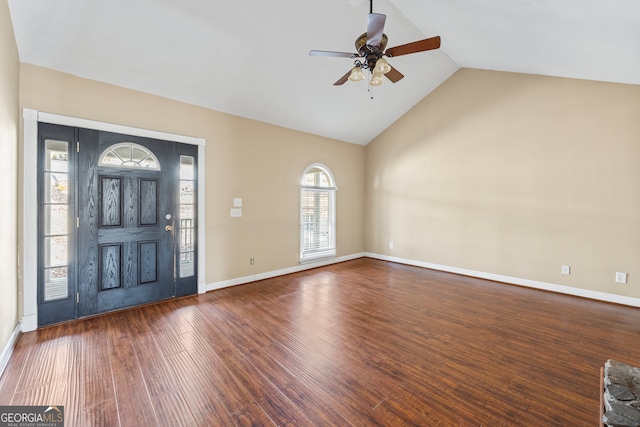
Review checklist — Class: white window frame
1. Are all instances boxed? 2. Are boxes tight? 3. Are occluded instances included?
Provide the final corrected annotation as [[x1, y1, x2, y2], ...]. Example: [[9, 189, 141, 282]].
[[300, 163, 337, 263]]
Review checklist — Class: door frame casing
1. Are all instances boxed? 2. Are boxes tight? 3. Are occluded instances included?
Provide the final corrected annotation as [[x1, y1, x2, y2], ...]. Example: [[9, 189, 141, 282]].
[[22, 109, 207, 332]]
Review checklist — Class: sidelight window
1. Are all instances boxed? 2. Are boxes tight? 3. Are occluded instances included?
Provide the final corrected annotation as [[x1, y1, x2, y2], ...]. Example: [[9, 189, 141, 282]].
[[300, 164, 336, 263], [179, 156, 196, 277], [42, 140, 70, 301]]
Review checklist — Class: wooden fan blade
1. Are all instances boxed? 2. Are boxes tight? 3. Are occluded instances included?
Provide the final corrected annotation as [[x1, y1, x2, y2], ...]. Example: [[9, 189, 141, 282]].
[[366, 13, 386, 46], [385, 66, 404, 83], [385, 36, 441, 57], [334, 70, 352, 86], [309, 50, 359, 58]]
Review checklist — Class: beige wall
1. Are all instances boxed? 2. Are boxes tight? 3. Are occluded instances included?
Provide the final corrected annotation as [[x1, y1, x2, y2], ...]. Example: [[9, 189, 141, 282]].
[[0, 0, 19, 350], [19, 64, 365, 291], [365, 68, 640, 298], [12, 45, 639, 338]]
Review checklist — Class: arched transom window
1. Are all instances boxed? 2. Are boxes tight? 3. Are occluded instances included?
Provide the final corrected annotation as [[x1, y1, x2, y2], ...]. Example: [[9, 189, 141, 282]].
[[98, 142, 161, 170], [300, 164, 336, 263]]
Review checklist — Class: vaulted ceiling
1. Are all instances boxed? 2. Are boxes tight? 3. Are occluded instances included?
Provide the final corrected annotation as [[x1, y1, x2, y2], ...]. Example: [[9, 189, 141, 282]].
[[8, 0, 640, 145]]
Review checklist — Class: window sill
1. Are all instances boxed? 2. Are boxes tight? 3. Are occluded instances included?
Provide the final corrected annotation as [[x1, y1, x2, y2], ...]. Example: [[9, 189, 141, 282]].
[[300, 252, 336, 265]]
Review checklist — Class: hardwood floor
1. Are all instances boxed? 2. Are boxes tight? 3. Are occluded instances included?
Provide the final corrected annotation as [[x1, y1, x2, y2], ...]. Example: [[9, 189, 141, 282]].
[[1, 258, 639, 426]]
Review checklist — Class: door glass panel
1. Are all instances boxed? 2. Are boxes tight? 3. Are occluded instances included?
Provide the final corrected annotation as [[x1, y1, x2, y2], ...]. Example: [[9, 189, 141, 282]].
[[180, 181, 194, 204], [130, 146, 158, 168], [180, 227, 194, 253], [180, 156, 194, 180], [44, 267, 68, 301], [114, 145, 132, 159], [44, 205, 68, 235], [45, 140, 68, 172], [43, 139, 70, 302], [179, 252, 194, 278], [178, 155, 195, 278], [131, 146, 150, 163], [45, 236, 67, 267], [100, 152, 122, 166], [180, 204, 194, 220], [45, 172, 69, 203], [138, 157, 158, 169], [98, 142, 161, 170]]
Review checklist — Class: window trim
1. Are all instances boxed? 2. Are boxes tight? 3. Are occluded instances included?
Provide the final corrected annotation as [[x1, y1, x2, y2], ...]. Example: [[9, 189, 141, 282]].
[[300, 163, 337, 263]]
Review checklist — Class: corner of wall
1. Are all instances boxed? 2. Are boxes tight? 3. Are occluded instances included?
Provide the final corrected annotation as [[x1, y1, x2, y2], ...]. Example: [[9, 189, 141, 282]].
[[0, 0, 21, 373]]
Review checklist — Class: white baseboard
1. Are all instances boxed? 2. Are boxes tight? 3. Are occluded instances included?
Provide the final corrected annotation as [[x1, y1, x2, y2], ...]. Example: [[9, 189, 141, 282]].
[[198, 280, 207, 295], [207, 253, 365, 292], [0, 322, 22, 379], [365, 252, 640, 308], [21, 314, 37, 333]]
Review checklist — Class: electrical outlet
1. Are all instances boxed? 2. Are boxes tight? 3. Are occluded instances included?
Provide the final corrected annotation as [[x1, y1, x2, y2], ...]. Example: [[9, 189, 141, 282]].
[[250, 258, 255, 265], [389, 242, 394, 249], [561, 265, 571, 275], [615, 272, 627, 284]]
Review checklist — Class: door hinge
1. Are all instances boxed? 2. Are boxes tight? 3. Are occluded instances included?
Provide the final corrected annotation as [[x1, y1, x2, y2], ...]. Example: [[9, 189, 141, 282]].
[[76, 141, 80, 152], [76, 292, 80, 304], [76, 217, 80, 228]]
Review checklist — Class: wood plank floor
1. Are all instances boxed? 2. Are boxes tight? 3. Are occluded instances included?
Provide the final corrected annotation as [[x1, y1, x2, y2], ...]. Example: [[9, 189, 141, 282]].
[[2, 258, 640, 426]]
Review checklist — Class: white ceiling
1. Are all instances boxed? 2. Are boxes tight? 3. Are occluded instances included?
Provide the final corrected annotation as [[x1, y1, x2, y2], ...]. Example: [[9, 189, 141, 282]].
[[8, 0, 640, 145]]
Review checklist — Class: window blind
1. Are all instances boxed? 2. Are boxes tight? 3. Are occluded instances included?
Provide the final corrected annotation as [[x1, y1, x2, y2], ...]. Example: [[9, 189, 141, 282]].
[[300, 187, 336, 262]]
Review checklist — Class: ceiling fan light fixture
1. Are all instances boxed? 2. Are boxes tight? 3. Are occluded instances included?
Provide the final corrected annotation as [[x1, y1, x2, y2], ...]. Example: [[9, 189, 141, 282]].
[[373, 57, 391, 74], [309, 1, 441, 88], [349, 66, 365, 82], [370, 73, 384, 86]]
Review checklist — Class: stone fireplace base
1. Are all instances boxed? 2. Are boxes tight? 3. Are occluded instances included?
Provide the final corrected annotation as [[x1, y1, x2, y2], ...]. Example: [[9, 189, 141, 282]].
[[602, 359, 640, 427]]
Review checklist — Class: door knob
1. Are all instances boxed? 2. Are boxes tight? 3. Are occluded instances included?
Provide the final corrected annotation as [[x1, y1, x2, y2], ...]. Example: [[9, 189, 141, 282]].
[[165, 225, 174, 232]]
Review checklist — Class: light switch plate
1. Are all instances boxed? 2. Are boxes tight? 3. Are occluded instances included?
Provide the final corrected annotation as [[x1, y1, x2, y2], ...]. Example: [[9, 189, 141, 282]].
[[615, 272, 627, 284], [233, 198, 243, 207], [230, 208, 242, 218]]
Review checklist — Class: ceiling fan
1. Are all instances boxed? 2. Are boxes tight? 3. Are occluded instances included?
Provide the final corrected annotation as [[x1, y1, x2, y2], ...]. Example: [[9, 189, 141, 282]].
[[309, 0, 441, 87]]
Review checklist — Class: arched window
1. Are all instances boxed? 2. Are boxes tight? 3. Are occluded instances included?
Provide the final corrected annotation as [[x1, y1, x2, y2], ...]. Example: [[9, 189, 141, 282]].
[[300, 164, 336, 263], [98, 142, 161, 170]]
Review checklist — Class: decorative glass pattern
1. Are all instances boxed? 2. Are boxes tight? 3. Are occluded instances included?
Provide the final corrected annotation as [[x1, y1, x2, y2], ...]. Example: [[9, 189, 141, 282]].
[[98, 142, 161, 170]]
